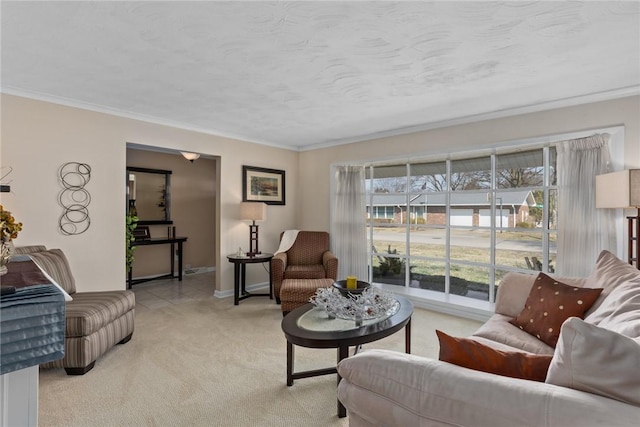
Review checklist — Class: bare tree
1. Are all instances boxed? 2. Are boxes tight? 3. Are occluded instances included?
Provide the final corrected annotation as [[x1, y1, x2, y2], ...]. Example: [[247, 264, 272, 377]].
[[497, 168, 543, 188]]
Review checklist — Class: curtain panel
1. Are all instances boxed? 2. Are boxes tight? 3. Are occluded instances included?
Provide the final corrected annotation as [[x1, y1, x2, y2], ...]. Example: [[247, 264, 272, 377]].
[[332, 165, 368, 281], [556, 133, 616, 276]]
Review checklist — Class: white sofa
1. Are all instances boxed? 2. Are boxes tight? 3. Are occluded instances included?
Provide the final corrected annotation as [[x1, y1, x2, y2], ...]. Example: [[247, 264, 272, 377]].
[[337, 251, 640, 426]]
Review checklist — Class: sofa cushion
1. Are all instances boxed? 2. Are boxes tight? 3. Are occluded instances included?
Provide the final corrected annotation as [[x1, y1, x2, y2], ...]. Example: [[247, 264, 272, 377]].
[[583, 250, 640, 339], [437, 330, 553, 382], [473, 314, 555, 355], [467, 335, 543, 353], [65, 291, 135, 337], [338, 350, 640, 427], [26, 249, 77, 294], [546, 317, 640, 406], [509, 273, 602, 347]]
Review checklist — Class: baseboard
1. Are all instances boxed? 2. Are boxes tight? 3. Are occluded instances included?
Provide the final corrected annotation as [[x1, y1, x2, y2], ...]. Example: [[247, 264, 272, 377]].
[[131, 266, 215, 281], [213, 282, 269, 299], [184, 266, 215, 275]]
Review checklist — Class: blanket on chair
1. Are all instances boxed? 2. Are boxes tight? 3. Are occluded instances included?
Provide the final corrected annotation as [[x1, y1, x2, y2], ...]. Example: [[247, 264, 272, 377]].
[[275, 230, 299, 255]]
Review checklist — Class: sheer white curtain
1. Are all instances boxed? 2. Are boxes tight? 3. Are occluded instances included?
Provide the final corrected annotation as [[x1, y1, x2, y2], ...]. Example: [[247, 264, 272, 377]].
[[556, 134, 616, 276], [332, 165, 368, 281]]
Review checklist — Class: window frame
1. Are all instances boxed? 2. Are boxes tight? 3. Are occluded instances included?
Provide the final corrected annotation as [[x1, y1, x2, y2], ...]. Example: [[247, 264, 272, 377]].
[[330, 126, 625, 318]]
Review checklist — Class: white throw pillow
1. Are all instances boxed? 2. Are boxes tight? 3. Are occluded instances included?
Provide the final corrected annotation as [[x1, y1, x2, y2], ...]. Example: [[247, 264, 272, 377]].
[[546, 317, 640, 406], [583, 250, 640, 338]]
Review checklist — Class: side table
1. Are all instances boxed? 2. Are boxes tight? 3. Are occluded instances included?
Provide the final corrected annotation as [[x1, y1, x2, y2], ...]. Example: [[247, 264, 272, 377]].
[[227, 253, 273, 305]]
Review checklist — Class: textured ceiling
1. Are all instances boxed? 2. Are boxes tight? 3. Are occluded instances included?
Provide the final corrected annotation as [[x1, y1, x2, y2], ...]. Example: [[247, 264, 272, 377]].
[[2, 1, 639, 150]]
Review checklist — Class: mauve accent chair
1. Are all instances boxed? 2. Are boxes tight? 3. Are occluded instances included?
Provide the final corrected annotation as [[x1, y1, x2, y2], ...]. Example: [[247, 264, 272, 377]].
[[271, 231, 338, 303]]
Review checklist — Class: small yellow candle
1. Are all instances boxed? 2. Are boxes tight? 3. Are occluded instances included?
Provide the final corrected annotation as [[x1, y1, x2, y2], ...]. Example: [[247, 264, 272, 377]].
[[346, 276, 357, 289]]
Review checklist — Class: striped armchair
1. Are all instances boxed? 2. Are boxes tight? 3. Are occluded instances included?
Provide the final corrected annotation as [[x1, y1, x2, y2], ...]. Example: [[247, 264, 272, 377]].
[[15, 246, 135, 375], [271, 231, 338, 302]]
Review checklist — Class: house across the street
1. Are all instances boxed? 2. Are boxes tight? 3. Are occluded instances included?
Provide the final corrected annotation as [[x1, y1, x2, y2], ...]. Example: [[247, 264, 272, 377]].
[[368, 190, 537, 228]]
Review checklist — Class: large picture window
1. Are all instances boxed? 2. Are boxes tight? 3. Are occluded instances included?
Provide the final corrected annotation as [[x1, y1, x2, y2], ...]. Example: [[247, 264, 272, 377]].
[[366, 147, 557, 308]]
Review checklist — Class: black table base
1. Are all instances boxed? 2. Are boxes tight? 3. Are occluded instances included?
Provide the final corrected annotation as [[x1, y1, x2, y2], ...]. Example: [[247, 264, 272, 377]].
[[127, 237, 187, 289], [282, 298, 413, 418], [227, 253, 273, 305]]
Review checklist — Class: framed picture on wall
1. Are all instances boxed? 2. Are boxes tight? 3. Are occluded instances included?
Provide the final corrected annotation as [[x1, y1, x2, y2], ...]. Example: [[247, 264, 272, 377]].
[[242, 165, 285, 205]]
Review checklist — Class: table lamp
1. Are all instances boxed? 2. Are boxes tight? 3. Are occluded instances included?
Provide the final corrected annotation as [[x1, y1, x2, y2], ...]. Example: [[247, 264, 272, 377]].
[[596, 169, 640, 268], [240, 202, 267, 257]]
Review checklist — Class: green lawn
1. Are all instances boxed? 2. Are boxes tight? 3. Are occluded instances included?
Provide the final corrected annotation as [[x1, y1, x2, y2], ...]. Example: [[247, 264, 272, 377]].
[[370, 228, 556, 289]]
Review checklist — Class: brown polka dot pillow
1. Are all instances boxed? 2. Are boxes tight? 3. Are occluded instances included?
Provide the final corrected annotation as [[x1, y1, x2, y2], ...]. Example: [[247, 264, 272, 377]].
[[509, 273, 603, 347]]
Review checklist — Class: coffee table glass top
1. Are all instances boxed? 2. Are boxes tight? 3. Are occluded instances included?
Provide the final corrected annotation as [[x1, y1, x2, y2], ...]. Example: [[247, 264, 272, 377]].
[[297, 301, 400, 332]]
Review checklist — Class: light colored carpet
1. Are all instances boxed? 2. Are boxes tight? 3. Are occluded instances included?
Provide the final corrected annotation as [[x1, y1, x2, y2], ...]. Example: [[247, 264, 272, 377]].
[[38, 284, 482, 426]]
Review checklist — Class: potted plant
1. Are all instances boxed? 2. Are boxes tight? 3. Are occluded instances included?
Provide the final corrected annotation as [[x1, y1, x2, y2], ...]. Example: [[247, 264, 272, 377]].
[[125, 213, 138, 272], [0, 204, 23, 275]]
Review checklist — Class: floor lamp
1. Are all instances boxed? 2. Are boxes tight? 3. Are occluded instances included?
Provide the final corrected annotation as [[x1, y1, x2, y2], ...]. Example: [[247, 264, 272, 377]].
[[596, 170, 640, 268], [239, 202, 267, 257]]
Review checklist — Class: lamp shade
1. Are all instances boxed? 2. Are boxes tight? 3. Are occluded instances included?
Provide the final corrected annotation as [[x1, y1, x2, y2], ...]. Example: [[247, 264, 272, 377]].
[[239, 202, 266, 221], [596, 170, 640, 208]]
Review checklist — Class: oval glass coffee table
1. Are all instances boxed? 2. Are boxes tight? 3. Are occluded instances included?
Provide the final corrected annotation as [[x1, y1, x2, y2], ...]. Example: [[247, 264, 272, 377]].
[[281, 295, 413, 418]]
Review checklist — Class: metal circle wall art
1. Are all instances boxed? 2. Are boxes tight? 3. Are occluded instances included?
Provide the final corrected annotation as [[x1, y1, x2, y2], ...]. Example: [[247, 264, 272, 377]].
[[58, 162, 92, 235]]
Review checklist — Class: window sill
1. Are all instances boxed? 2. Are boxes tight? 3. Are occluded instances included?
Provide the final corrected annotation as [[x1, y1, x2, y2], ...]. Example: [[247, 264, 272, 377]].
[[375, 283, 494, 322]]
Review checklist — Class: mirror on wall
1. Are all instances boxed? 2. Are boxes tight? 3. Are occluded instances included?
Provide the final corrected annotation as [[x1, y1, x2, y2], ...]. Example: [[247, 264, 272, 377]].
[[126, 167, 172, 225]]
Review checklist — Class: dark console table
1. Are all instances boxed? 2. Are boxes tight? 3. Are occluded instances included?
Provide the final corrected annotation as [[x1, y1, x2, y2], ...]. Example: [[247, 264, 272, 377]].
[[127, 236, 188, 289]]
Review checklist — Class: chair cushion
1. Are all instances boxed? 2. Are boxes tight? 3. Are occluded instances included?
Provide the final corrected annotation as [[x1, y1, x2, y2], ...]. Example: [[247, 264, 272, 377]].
[[280, 278, 335, 312], [65, 291, 135, 337], [286, 231, 330, 265], [25, 249, 77, 294], [284, 265, 326, 279], [14, 245, 48, 255]]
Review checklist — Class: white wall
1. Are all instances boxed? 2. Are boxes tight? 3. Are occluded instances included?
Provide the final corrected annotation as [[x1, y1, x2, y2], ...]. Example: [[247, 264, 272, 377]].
[[299, 95, 640, 241], [0, 94, 298, 293]]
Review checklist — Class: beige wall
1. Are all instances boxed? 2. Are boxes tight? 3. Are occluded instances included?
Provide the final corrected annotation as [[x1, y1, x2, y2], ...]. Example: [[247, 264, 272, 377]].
[[126, 148, 217, 278], [0, 94, 299, 293], [2, 94, 638, 293], [299, 96, 640, 235]]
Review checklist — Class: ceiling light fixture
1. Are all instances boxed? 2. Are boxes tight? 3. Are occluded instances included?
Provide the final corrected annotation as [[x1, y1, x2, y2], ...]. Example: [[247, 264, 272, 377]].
[[181, 152, 201, 163]]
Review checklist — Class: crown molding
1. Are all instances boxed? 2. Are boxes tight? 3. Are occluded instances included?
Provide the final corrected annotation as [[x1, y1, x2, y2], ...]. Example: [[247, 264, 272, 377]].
[[300, 85, 640, 152], [0, 86, 297, 151], [3, 85, 638, 153]]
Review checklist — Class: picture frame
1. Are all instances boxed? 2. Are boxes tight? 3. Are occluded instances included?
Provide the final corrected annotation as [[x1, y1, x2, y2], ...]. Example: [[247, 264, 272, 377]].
[[242, 165, 286, 205], [132, 225, 150, 241]]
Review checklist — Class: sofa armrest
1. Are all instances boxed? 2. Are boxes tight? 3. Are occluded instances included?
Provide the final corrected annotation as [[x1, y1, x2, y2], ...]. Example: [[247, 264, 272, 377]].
[[322, 251, 338, 280], [271, 252, 287, 298], [337, 349, 638, 427]]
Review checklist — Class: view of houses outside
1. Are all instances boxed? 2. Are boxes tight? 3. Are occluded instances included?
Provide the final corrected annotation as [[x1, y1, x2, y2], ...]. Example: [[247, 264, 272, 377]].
[[365, 147, 557, 305]]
